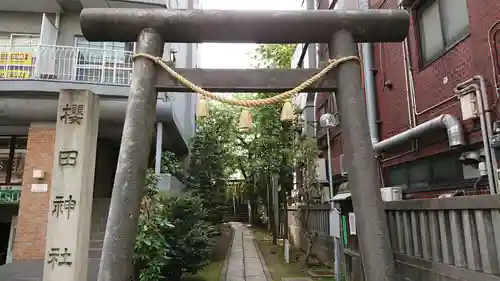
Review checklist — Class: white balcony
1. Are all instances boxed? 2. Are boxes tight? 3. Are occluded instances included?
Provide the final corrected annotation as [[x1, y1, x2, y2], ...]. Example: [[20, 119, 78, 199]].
[[0, 0, 166, 13], [0, 44, 134, 87]]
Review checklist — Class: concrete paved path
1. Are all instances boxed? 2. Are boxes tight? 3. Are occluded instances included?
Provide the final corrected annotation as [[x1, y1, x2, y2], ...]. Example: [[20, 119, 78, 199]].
[[226, 222, 269, 281]]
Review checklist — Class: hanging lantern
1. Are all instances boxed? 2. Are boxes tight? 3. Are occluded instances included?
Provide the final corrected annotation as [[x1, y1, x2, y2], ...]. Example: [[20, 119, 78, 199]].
[[280, 100, 294, 122], [239, 109, 253, 130], [196, 98, 209, 119]]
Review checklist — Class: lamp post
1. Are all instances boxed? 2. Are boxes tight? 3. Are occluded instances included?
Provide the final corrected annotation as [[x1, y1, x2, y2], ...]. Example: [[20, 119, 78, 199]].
[[319, 112, 342, 281], [319, 113, 336, 198]]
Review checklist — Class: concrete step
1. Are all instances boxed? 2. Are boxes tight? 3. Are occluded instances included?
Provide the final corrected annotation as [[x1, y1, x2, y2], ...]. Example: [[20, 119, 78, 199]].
[[89, 239, 103, 249], [91, 231, 106, 241], [88, 248, 102, 259]]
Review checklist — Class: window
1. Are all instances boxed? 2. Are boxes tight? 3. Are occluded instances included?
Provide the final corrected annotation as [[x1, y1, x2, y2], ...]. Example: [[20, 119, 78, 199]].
[[0, 137, 27, 185], [0, 34, 40, 78], [74, 37, 134, 84], [417, 0, 469, 64], [386, 153, 464, 191]]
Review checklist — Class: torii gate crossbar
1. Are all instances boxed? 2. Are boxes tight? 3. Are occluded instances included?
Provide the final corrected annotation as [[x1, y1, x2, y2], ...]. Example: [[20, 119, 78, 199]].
[[79, 8, 410, 281]]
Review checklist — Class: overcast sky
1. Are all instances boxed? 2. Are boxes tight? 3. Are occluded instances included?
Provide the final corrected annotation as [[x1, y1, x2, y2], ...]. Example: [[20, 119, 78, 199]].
[[198, 0, 302, 69]]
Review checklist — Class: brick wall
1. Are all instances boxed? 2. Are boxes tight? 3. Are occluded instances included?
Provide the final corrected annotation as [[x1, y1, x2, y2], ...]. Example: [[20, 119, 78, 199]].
[[12, 124, 117, 261], [317, 0, 500, 176], [13, 125, 56, 260], [373, 0, 500, 166]]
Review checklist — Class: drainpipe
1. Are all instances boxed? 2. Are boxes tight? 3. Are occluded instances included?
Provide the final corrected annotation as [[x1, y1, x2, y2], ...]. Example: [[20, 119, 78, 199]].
[[373, 114, 466, 153], [488, 20, 500, 98], [359, 0, 379, 144], [475, 76, 499, 187]]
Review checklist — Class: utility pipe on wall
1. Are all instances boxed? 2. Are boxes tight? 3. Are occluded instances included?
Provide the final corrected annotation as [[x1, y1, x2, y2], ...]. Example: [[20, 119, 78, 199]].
[[454, 84, 497, 195], [455, 76, 500, 195], [373, 114, 465, 153], [371, 3, 465, 163], [488, 20, 500, 98], [359, 0, 380, 144]]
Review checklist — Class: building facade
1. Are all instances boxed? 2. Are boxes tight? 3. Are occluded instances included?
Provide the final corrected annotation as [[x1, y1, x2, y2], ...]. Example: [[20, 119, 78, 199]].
[[315, 0, 500, 199], [0, 0, 199, 279]]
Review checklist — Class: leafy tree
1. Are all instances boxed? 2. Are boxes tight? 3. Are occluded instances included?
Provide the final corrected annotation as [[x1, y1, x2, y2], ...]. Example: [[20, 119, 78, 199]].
[[161, 151, 186, 183], [291, 135, 322, 268], [244, 44, 297, 223], [186, 105, 239, 225]]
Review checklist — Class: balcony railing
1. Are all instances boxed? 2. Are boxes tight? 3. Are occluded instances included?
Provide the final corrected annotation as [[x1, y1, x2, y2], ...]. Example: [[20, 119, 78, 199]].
[[0, 44, 134, 86]]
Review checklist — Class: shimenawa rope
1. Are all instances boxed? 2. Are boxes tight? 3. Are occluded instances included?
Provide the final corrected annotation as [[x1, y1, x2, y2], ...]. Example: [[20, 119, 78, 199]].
[[133, 53, 359, 108]]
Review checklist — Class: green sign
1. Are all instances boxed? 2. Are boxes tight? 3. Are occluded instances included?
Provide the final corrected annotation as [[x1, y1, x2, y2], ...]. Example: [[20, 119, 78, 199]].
[[0, 189, 21, 204]]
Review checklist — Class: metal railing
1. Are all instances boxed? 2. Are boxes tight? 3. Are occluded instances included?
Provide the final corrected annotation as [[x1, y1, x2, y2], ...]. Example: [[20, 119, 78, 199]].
[[0, 44, 134, 86]]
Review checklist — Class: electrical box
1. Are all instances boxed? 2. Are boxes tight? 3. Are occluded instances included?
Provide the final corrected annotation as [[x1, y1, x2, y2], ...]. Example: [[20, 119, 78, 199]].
[[460, 92, 478, 121], [380, 186, 403, 202]]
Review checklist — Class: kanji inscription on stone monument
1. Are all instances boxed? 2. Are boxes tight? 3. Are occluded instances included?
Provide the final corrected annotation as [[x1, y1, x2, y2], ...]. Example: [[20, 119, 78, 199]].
[[60, 103, 84, 125], [59, 150, 79, 166], [47, 247, 73, 269], [52, 195, 77, 219], [43, 89, 99, 281]]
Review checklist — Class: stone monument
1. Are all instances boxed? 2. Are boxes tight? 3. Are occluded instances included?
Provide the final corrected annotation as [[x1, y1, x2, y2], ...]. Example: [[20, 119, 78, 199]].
[[42, 89, 99, 281]]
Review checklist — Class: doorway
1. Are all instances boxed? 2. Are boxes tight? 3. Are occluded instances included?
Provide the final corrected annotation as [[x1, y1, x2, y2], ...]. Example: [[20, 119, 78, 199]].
[[0, 221, 11, 265]]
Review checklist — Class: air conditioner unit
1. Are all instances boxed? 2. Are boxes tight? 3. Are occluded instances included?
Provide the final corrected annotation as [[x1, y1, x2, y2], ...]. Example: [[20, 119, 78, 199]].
[[380, 186, 404, 202], [340, 154, 348, 176]]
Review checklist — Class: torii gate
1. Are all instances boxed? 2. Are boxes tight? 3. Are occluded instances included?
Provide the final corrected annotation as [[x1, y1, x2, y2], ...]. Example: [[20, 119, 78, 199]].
[[80, 8, 409, 281]]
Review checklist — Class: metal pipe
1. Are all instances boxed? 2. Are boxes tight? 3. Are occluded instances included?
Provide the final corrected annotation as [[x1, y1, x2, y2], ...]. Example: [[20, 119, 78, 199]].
[[402, 35, 415, 127], [475, 76, 499, 192], [362, 43, 379, 144], [454, 84, 496, 195], [326, 129, 334, 201], [375, 3, 418, 163], [359, 0, 379, 145], [98, 28, 164, 281], [379, 142, 418, 163], [329, 29, 396, 281], [155, 122, 163, 174], [80, 8, 410, 43], [373, 114, 465, 153], [488, 20, 500, 98], [326, 128, 340, 281]]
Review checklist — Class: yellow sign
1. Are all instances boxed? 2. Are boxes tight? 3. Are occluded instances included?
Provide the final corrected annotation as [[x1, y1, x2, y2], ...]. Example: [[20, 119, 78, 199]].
[[0, 51, 33, 65], [0, 70, 30, 79]]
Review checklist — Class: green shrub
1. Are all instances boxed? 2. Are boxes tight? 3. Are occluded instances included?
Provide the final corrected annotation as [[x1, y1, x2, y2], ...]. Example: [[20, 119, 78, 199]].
[[134, 192, 216, 281]]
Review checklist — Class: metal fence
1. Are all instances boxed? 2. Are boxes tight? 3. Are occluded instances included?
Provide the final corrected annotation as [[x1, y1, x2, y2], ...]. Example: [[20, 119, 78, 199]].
[[0, 44, 133, 85]]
